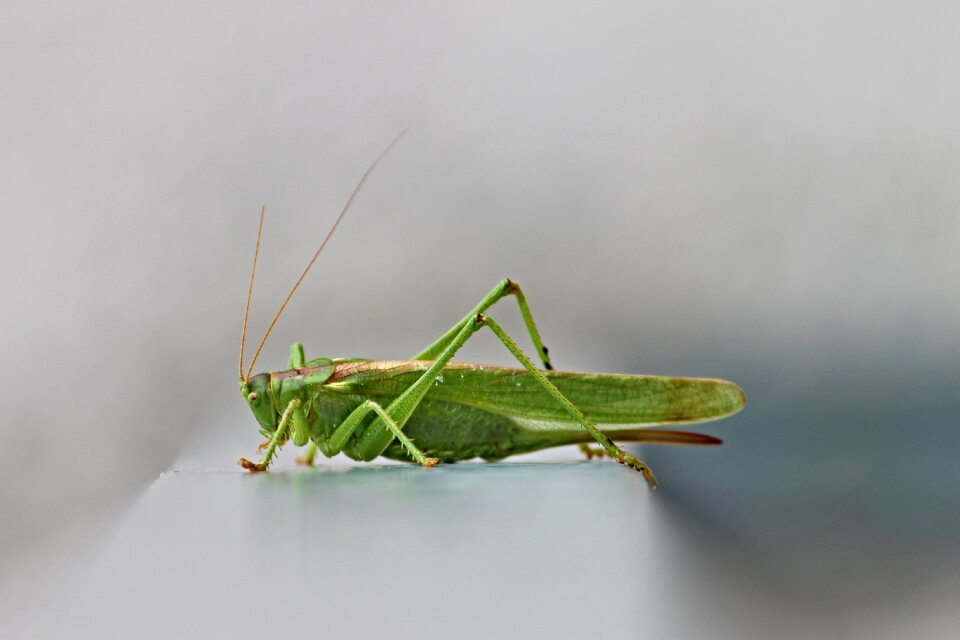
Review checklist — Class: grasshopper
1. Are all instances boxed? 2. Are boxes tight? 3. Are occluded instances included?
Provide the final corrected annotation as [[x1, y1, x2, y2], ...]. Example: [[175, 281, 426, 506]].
[[237, 133, 745, 488]]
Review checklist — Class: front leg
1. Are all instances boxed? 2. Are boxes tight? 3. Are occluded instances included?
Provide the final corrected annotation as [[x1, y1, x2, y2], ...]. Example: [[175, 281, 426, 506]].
[[239, 398, 302, 472]]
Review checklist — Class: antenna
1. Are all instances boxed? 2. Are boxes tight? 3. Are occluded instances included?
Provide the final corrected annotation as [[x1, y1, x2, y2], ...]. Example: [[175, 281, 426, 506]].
[[244, 130, 408, 382], [239, 206, 265, 381]]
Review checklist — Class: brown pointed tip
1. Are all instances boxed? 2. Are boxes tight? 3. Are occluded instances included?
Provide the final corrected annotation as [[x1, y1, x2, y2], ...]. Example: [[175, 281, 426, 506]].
[[617, 429, 723, 446]]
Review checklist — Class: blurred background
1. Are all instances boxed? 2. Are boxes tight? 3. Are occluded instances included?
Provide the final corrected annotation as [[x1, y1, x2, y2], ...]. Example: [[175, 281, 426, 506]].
[[1, 1, 957, 637]]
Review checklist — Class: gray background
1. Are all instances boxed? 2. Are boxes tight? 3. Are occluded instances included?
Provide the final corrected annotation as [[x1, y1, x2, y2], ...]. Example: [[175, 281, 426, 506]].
[[1, 1, 958, 637]]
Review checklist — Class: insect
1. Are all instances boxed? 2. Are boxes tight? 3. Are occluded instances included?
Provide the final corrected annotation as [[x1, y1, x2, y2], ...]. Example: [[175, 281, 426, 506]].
[[237, 132, 745, 488]]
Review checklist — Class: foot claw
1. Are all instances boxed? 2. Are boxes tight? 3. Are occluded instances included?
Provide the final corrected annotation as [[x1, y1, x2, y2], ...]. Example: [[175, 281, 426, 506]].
[[616, 454, 658, 489], [422, 458, 439, 468], [256, 440, 270, 453], [238, 458, 267, 473], [295, 455, 314, 467]]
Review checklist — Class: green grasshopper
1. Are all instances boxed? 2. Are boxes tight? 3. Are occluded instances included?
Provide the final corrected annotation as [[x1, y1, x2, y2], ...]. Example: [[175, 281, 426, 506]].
[[237, 133, 745, 488]]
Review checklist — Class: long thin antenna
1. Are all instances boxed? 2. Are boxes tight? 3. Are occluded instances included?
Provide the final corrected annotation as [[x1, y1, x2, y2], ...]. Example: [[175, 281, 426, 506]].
[[244, 129, 408, 382], [239, 205, 266, 381]]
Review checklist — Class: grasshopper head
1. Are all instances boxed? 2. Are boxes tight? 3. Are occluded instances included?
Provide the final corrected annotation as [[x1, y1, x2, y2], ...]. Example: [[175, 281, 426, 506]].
[[240, 373, 277, 433]]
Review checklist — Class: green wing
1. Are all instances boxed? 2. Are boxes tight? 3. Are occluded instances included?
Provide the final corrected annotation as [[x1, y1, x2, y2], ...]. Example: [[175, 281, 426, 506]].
[[325, 360, 745, 426]]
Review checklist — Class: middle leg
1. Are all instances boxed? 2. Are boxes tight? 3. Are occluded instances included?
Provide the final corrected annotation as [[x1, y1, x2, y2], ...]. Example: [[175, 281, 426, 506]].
[[318, 399, 438, 467]]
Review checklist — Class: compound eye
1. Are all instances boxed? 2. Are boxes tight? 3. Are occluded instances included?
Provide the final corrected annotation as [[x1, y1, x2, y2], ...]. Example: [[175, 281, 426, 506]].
[[248, 392, 259, 404]]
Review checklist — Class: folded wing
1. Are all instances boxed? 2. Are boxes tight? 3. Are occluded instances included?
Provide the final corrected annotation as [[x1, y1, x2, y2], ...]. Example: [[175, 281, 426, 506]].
[[327, 360, 745, 427]]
